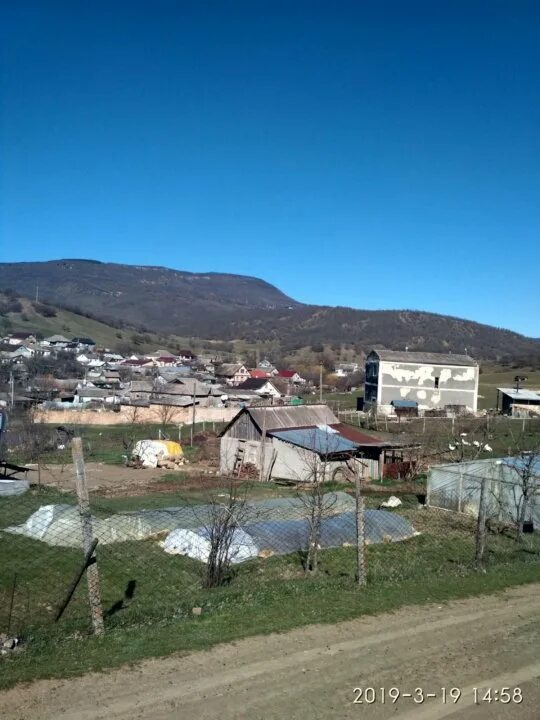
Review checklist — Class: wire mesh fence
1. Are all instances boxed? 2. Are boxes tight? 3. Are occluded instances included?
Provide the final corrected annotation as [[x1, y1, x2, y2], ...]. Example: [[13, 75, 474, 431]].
[[1, 457, 539, 649]]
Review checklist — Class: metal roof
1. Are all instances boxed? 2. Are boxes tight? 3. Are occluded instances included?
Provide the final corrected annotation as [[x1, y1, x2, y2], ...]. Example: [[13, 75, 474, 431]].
[[270, 427, 360, 455], [236, 378, 277, 391], [497, 387, 540, 401], [391, 399, 418, 408], [249, 404, 338, 431], [329, 423, 391, 447], [215, 363, 242, 376], [44, 334, 70, 343], [371, 349, 477, 367]]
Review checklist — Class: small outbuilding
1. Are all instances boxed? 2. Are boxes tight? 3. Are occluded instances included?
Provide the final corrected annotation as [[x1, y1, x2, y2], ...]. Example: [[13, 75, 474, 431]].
[[496, 387, 540, 416], [219, 404, 405, 482]]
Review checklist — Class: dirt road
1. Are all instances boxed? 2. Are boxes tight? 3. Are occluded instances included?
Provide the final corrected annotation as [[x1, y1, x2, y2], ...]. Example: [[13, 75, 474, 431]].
[[1, 584, 538, 720], [32, 462, 206, 495]]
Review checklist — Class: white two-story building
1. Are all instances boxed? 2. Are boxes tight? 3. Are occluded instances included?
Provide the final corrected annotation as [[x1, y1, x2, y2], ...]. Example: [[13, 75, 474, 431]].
[[364, 349, 479, 415]]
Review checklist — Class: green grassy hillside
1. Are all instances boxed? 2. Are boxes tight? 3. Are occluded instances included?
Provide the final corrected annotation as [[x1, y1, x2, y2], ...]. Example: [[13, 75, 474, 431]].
[[0, 294, 183, 353]]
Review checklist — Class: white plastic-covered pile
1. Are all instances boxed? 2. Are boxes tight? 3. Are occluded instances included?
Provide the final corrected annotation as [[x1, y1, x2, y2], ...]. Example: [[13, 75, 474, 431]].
[[161, 527, 258, 563], [132, 440, 183, 468]]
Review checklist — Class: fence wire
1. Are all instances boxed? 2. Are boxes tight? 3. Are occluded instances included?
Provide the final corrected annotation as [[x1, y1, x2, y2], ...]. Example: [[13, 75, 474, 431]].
[[1, 468, 538, 647]]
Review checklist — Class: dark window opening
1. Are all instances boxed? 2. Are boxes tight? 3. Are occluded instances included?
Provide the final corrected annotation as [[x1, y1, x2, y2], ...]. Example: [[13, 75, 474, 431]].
[[434, 376, 440, 389]]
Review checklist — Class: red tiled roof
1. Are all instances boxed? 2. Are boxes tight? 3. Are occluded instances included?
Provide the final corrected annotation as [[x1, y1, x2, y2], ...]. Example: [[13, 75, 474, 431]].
[[329, 423, 388, 446], [277, 370, 295, 378], [250, 369, 270, 378], [121, 359, 152, 366]]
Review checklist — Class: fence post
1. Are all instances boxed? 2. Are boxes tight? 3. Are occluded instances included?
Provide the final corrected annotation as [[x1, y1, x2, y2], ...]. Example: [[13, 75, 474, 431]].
[[355, 463, 366, 587], [190, 382, 197, 446], [71, 437, 105, 635], [475, 477, 488, 569]]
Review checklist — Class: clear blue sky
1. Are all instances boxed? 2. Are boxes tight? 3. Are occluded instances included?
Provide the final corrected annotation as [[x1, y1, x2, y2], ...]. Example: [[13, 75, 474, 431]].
[[1, 1, 539, 336]]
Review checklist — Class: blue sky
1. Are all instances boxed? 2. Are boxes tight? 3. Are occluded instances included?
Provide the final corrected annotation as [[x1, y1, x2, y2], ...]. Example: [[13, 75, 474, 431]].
[[1, 1, 539, 336]]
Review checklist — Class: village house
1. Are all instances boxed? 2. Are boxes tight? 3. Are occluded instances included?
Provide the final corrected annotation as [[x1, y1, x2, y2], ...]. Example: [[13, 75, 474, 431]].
[[276, 370, 305, 384], [76, 353, 105, 368], [125, 377, 223, 407], [90, 369, 122, 388], [120, 357, 155, 369], [42, 334, 71, 348], [220, 404, 404, 482], [334, 362, 359, 377], [72, 337, 96, 349], [364, 349, 479, 415], [214, 363, 251, 386], [178, 349, 196, 362], [6, 332, 38, 346], [74, 387, 121, 405], [249, 368, 272, 379], [235, 378, 283, 398]]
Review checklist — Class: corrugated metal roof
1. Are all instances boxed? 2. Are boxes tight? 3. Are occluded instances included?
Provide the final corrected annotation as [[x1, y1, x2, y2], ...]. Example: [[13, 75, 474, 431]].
[[372, 349, 477, 367], [249, 404, 338, 431], [237, 378, 269, 390], [497, 387, 540, 401], [215, 363, 242, 376], [270, 427, 359, 455], [330, 423, 391, 447]]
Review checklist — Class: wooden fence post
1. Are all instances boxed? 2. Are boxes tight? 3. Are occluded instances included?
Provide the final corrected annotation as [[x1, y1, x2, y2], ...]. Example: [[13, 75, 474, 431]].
[[355, 462, 366, 587], [72, 437, 105, 636], [475, 476, 488, 569]]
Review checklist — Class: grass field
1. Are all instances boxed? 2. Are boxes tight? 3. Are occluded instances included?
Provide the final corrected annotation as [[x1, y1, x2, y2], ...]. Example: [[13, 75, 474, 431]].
[[0, 481, 538, 689], [307, 364, 540, 413], [478, 366, 540, 409], [7, 421, 228, 466]]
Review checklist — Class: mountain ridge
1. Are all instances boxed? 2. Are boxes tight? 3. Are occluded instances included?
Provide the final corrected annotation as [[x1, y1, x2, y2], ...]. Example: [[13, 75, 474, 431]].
[[0, 259, 538, 361]]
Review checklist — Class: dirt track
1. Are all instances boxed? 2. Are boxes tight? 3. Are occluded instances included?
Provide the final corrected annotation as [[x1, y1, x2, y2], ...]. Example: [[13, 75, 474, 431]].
[[1, 584, 539, 720], [32, 462, 210, 495]]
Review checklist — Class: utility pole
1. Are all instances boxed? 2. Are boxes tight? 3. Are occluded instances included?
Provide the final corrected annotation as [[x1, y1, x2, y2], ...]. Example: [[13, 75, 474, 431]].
[[319, 363, 323, 403], [9, 372, 15, 409]]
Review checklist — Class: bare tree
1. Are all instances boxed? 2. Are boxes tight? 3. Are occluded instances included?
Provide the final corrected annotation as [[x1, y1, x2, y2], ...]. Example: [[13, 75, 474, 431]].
[[291, 430, 344, 574], [154, 402, 178, 434], [200, 481, 252, 588], [121, 404, 143, 460], [489, 447, 540, 540], [511, 451, 539, 539]]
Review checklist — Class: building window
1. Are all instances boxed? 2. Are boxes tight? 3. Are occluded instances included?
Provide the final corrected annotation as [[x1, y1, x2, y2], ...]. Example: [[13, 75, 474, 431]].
[[434, 376, 439, 389]]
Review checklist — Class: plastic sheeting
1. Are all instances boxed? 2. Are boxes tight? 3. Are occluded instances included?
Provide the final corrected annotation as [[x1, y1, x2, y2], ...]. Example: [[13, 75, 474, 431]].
[[132, 492, 356, 533], [132, 440, 183, 468], [0, 479, 30, 497], [4, 504, 154, 547], [427, 459, 540, 527], [241, 510, 416, 556], [162, 527, 259, 563], [2, 492, 417, 559]]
